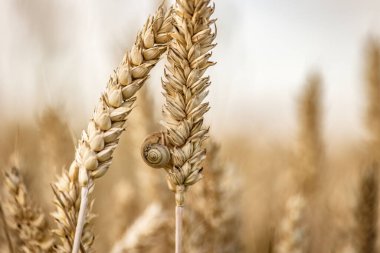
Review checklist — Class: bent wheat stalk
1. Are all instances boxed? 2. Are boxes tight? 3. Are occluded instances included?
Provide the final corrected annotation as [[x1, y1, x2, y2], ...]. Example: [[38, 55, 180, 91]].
[[51, 5, 173, 253]]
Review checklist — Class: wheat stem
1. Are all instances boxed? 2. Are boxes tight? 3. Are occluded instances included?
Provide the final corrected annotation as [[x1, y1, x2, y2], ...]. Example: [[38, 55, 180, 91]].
[[0, 203, 14, 253], [72, 186, 90, 253], [175, 205, 184, 253]]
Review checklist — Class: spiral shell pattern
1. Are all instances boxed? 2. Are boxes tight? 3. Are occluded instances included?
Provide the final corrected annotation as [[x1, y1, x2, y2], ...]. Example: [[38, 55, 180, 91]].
[[141, 132, 171, 168], [142, 143, 170, 168]]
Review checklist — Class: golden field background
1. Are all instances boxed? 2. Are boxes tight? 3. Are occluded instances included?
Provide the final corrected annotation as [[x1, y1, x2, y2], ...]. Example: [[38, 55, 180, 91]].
[[1, 0, 380, 253]]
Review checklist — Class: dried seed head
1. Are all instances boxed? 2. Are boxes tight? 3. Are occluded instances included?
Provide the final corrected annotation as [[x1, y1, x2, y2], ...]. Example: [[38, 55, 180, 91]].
[[3, 166, 55, 251]]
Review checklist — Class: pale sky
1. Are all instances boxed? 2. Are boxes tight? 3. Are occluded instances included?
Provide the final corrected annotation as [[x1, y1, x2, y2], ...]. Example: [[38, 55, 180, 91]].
[[1, 0, 380, 140]]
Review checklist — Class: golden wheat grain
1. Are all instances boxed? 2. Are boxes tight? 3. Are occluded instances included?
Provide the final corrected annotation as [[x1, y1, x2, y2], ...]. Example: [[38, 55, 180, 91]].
[[3, 165, 54, 252]]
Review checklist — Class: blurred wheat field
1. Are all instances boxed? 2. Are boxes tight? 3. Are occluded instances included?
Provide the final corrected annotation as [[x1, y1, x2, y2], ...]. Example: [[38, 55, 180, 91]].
[[1, 0, 380, 253]]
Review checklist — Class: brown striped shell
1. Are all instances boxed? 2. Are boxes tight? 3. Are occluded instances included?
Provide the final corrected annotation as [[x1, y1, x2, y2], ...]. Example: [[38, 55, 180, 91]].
[[141, 132, 171, 168]]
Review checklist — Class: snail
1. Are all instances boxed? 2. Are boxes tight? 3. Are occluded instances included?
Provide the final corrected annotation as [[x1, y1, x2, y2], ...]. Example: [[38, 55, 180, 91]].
[[141, 132, 171, 168]]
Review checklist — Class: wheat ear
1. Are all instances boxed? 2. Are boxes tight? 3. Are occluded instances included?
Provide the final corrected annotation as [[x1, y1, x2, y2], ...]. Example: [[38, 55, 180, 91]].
[[365, 39, 380, 160], [51, 5, 173, 253], [354, 165, 378, 253], [295, 73, 323, 194], [110, 203, 169, 253], [275, 194, 307, 253], [187, 142, 242, 253], [3, 166, 54, 252], [159, 1, 216, 251], [0, 203, 14, 253], [280, 73, 322, 253], [38, 106, 74, 170], [351, 37, 380, 253]]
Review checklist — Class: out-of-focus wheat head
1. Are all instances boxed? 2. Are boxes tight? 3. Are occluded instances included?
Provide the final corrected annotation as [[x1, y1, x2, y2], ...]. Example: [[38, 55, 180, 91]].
[[295, 73, 323, 194], [354, 165, 378, 253], [51, 5, 172, 252], [275, 194, 308, 253], [275, 73, 323, 253], [350, 40, 380, 253], [2, 163, 54, 252], [110, 203, 169, 253], [365, 39, 380, 160], [185, 141, 242, 253], [38, 106, 74, 171], [38, 106, 74, 206]]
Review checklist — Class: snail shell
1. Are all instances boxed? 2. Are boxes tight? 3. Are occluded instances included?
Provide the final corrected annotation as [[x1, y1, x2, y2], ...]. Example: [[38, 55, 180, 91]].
[[141, 132, 171, 169]]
